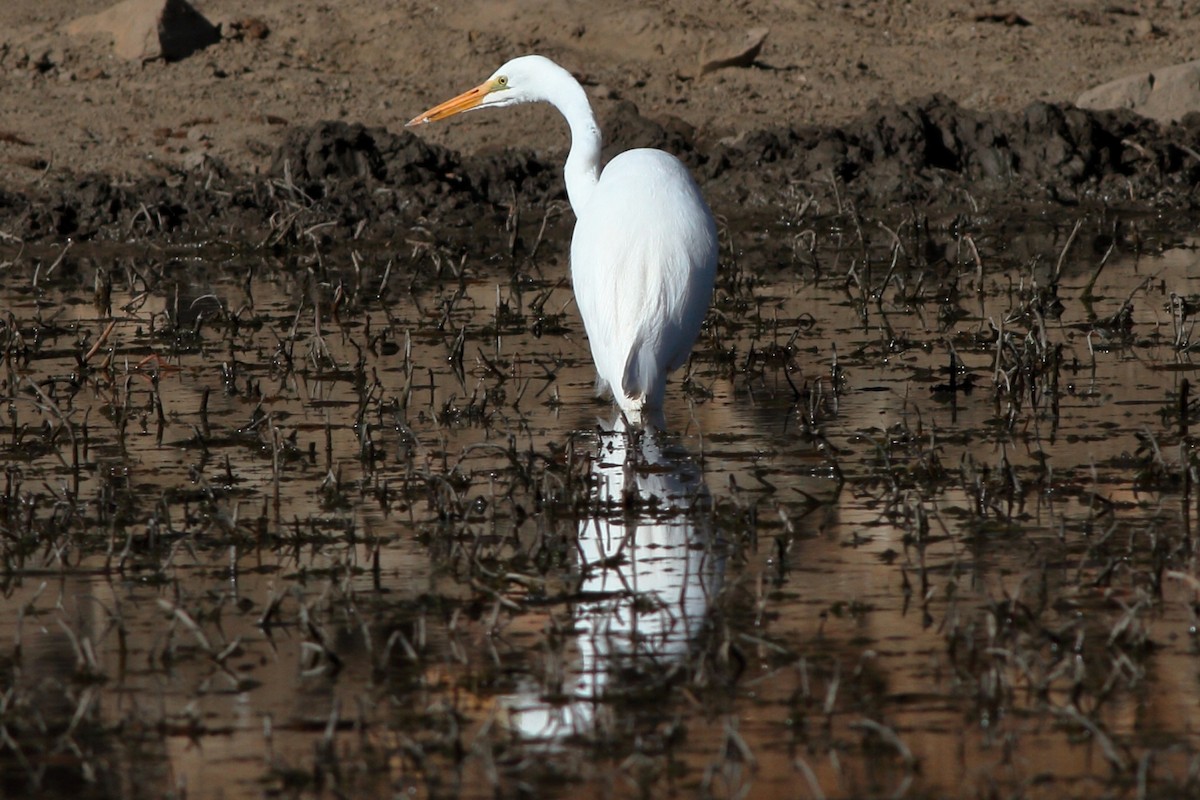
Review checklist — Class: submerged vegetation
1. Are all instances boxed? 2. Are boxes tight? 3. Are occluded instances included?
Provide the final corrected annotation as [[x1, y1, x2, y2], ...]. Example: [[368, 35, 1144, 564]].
[[0, 195, 1198, 800]]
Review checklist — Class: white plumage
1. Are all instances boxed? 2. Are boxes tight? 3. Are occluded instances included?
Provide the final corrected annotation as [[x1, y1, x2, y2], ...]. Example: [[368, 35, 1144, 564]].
[[409, 55, 718, 421]]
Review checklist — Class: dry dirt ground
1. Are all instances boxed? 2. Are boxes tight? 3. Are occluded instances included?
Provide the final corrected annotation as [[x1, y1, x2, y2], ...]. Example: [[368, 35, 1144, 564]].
[[1, 0, 1198, 186]]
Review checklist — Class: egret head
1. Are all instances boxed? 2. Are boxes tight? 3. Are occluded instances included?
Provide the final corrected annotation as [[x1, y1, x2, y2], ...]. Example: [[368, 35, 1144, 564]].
[[406, 55, 571, 126]]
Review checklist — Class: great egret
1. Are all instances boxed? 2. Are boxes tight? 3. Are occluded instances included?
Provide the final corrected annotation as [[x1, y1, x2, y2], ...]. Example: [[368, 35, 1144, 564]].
[[407, 55, 718, 422]]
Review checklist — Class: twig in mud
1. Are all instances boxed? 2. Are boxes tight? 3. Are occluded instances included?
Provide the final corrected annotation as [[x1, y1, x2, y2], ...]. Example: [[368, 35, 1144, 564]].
[[56, 617, 101, 676], [850, 718, 916, 767], [84, 319, 118, 364], [1082, 236, 1116, 300], [35, 153, 53, 185], [964, 234, 984, 289], [24, 378, 76, 469], [1052, 218, 1083, 285], [1056, 705, 1128, 772], [827, 171, 844, 215], [157, 599, 213, 653], [529, 200, 568, 265], [31, 240, 73, 288], [795, 757, 826, 800], [1172, 140, 1200, 164], [505, 185, 520, 258], [714, 717, 757, 768]]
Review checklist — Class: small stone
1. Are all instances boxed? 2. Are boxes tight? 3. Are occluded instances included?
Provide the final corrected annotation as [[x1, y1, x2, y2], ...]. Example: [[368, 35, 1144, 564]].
[[182, 151, 210, 170], [65, 0, 220, 62], [225, 17, 270, 41], [31, 49, 55, 73], [1077, 59, 1200, 123], [699, 28, 770, 77], [7, 47, 27, 71]]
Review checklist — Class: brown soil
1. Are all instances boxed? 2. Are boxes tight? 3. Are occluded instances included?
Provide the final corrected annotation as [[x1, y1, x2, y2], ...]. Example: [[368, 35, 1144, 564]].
[[1, 0, 1197, 185]]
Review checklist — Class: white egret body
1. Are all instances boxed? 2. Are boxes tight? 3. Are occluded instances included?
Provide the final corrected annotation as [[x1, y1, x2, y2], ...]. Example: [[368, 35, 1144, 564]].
[[408, 55, 718, 421]]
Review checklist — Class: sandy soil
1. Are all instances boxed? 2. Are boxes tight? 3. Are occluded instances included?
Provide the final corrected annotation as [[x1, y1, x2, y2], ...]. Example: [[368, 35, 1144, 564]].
[[1, 0, 1197, 186]]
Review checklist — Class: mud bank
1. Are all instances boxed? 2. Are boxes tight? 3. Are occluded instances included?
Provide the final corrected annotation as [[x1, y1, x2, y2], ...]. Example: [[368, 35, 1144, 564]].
[[2, 95, 1199, 246]]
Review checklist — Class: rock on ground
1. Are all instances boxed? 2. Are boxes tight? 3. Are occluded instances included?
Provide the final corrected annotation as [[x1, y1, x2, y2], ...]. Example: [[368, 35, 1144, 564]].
[[1078, 60, 1200, 124], [65, 0, 220, 61]]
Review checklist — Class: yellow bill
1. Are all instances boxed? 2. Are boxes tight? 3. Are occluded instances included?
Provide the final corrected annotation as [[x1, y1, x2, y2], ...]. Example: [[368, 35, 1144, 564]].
[[406, 83, 489, 127]]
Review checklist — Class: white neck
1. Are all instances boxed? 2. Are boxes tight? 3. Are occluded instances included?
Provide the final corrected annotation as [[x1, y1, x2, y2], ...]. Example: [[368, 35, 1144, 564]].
[[547, 76, 601, 214]]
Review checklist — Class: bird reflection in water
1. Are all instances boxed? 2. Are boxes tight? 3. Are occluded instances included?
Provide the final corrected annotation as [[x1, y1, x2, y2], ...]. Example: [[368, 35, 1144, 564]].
[[504, 416, 724, 741]]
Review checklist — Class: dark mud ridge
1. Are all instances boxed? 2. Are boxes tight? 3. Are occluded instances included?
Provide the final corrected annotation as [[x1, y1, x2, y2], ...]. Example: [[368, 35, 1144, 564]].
[[3, 94, 1199, 246]]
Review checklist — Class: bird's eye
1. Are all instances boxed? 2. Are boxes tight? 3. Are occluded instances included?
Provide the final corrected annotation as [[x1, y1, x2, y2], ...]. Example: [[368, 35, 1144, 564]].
[[496, 76, 508, 87]]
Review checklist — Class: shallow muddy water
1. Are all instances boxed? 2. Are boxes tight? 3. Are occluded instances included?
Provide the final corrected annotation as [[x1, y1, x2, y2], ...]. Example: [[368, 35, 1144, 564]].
[[1, 207, 1199, 799]]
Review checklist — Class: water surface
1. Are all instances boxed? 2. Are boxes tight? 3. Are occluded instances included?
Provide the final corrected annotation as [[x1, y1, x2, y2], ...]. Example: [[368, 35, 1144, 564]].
[[1, 210, 1198, 799]]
